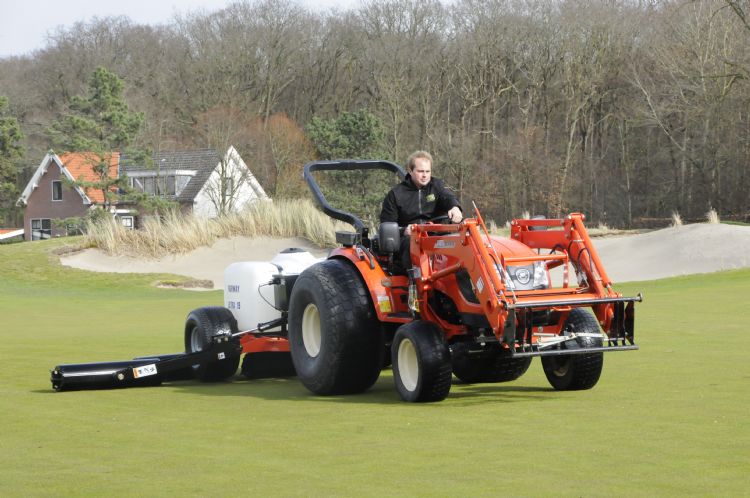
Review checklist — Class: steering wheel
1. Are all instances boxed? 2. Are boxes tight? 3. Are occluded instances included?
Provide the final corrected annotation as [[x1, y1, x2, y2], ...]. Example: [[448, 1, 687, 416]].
[[406, 215, 454, 236], [427, 214, 452, 224]]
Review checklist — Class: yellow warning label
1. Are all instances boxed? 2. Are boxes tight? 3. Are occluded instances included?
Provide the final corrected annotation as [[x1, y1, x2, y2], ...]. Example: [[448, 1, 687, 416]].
[[377, 296, 392, 313]]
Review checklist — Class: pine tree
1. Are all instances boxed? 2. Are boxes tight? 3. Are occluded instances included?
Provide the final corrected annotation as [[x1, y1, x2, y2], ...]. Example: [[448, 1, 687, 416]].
[[306, 110, 394, 227], [0, 96, 24, 225], [48, 67, 147, 212]]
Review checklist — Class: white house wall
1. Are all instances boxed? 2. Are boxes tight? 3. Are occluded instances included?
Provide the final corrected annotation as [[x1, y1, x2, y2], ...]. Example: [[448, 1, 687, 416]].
[[193, 149, 269, 218]]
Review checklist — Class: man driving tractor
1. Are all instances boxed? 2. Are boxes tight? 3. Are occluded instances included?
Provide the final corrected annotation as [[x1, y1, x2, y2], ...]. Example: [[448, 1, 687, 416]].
[[380, 150, 463, 271]]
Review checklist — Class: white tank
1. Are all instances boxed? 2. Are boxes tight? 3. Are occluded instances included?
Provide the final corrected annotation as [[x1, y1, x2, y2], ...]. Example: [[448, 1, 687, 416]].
[[224, 248, 321, 332], [270, 248, 319, 273]]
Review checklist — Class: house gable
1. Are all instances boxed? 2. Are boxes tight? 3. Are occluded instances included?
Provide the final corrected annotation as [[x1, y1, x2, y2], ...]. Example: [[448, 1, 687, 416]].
[[17, 152, 91, 207], [193, 146, 269, 218], [17, 151, 120, 207], [16, 151, 120, 241], [121, 147, 268, 218]]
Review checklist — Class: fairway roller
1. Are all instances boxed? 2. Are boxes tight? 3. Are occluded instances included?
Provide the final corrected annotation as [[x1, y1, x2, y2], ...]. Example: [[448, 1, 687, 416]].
[[52, 160, 641, 401], [51, 260, 300, 391]]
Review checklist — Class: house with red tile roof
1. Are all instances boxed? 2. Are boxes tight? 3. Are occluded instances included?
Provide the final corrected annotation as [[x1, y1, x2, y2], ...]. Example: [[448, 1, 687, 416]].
[[16, 147, 268, 241], [16, 151, 119, 241]]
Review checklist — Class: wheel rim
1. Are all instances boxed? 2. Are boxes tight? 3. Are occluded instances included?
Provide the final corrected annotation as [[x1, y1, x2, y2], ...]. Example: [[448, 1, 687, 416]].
[[190, 325, 203, 352], [301, 303, 322, 357], [397, 338, 419, 392], [550, 357, 570, 377]]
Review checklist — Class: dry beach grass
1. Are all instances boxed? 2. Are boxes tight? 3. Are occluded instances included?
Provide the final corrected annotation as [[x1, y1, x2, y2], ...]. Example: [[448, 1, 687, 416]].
[[67, 202, 750, 289], [84, 198, 348, 257]]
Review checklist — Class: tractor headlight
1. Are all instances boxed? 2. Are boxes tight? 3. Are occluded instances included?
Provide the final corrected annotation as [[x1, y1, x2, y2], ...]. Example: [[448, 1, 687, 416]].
[[505, 261, 549, 290]]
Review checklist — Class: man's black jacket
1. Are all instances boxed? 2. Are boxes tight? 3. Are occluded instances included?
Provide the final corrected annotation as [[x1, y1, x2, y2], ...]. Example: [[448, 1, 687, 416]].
[[380, 174, 461, 226]]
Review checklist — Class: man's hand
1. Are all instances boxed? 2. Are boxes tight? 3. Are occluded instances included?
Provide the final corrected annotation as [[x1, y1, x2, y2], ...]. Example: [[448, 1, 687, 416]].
[[448, 206, 463, 223]]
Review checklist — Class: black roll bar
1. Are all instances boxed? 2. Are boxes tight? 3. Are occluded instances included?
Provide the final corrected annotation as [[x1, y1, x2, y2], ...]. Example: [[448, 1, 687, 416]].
[[303, 160, 406, 233]]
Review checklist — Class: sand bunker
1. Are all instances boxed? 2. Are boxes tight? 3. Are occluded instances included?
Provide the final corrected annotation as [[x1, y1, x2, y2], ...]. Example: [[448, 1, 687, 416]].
[[60, 223, 750, 288]]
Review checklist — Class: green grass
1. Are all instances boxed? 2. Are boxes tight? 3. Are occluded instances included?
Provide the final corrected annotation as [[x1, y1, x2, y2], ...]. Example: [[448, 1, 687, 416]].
[[1, 239, 748, 496]]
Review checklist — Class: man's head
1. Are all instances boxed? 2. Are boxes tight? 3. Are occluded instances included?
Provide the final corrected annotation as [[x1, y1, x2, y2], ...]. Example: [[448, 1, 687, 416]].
[[407, 150, 432, 188]]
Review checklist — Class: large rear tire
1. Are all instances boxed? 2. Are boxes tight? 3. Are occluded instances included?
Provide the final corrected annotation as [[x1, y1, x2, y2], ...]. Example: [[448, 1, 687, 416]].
[[184, 307, 241, 382], [542, 308, 604, 390], [392, 321, 452, 402], [288, 259, 383, 395]]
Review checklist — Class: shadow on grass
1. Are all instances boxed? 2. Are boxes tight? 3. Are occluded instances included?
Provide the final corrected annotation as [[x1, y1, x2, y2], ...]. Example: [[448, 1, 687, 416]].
[[36, 369, 553, 405], [166, 375, 402, 405], [158, 371, 554, 406]]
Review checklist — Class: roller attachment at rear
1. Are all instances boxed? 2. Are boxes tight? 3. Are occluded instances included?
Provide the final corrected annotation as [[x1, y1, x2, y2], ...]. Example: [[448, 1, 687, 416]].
[[51, 359, 166, 391], [50, 334, 241, 391]]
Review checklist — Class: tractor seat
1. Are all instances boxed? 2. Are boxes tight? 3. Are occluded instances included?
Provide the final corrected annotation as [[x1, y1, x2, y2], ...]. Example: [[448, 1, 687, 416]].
[[376, 222, 400, 256]]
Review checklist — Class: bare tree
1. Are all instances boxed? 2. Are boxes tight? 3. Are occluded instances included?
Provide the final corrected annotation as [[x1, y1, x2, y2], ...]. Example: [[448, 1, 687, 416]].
[[194, 106, 265, 215]]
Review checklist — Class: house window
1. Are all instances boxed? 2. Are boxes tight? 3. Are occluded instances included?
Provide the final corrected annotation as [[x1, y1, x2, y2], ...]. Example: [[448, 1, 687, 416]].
[[223, 178, 233, 197], [131, 175, 183, 197], [52, 181, 62, 201], [142, 177, 156, 195], [164, 176, 176, 195], [31, 219, 51, 240], [175, 175, 190, 196], [120, 216, 134, 230]]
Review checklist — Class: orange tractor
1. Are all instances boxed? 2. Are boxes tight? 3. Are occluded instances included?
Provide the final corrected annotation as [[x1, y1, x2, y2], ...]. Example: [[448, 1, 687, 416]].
[[51, 160, 640, 402]]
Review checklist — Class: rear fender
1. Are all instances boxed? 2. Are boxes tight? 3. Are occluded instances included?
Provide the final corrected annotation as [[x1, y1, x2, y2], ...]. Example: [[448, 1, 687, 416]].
[[326, 249, 405, 323]]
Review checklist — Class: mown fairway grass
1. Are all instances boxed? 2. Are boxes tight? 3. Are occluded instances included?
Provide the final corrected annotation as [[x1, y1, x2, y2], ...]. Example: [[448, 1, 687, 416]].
[[1, 239, 748, 496]]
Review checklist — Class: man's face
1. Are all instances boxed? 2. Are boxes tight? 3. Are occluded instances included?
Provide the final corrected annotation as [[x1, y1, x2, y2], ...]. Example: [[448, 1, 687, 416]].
[[411, 157, 432, 188]]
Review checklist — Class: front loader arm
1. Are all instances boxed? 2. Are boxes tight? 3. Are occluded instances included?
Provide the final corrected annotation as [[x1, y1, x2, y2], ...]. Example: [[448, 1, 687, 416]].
[[410, 220, 512, 340], [410, 211, 641, 355], [510, 213, 619, 326]]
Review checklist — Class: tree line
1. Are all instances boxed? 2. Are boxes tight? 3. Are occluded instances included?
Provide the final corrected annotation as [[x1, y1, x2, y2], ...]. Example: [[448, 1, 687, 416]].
[[1, 0, 749, 228]]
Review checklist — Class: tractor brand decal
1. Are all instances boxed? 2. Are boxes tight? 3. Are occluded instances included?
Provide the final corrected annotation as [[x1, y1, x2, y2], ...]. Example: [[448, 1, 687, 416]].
[[426, 193, 435, 202], [434, 240, 456, 249], [515, 268, 531, 285], [133, 364, 158, 378], [377, 295, 392, 313], [476, 277, 484, 293]]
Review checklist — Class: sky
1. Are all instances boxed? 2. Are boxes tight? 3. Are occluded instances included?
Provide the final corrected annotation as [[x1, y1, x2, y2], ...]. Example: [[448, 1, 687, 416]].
[[0, 0, 357, 58]]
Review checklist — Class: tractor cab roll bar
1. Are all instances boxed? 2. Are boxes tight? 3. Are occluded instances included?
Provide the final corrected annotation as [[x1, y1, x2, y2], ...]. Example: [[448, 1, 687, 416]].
[[303, 160, 406, 235]]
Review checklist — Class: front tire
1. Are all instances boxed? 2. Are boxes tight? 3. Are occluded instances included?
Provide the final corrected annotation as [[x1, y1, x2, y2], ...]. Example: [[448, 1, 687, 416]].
[[542, 308, 604, 390], [184, 307, 241, 381], [392, 321, 452, 402], [288, 259, 383, 395]]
